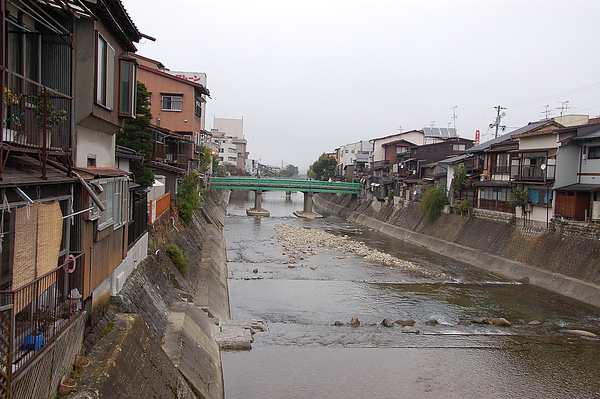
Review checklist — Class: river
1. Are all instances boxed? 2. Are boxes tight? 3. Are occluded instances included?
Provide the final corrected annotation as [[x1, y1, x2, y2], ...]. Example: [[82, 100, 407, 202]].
[[221, 190, 600, 399]]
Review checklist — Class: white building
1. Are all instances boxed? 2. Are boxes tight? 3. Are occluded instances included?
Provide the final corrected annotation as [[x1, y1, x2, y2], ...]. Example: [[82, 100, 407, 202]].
[[214, 117, 244, 139]]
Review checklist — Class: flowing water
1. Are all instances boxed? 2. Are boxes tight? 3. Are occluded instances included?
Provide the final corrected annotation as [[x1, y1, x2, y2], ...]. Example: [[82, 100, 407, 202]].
[[222, 191, 600, 399]]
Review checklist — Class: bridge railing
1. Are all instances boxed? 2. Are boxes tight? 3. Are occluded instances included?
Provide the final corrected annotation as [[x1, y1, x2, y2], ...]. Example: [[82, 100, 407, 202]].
[[209, 177, 361, 194]]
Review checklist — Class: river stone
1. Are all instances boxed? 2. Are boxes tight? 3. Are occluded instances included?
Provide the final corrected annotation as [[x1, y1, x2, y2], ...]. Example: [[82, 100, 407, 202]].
[[253, 268, 259, 273], [471, 318, 489, 324], [490, 318, 512, 327], [310, 265, 317, 270], [424, 319, 439, 325], [458, 320, 472, 326], [395, 318, 416, 326], [382, 318, 395, 327], [560, 329, 597, 338], [402, 326, 420, 334], [334, 321, 345, 326], [528, 320, 542, 325], [288, 264, 296, 268], [350, 317, 360, 326]]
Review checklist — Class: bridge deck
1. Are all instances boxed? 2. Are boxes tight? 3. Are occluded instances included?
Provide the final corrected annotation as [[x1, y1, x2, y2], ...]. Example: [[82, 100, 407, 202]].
[[210, 177, 361, 194]]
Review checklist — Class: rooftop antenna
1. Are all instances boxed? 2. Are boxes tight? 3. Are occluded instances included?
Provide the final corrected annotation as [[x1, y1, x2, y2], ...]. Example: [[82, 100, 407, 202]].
[[398, 125, 403, 132], [541, 104, 551, 120], [451, 105, 458, 132], [430, 121, 435, 129], [489, 105, 507, 138], [558, 100, 570, 117]]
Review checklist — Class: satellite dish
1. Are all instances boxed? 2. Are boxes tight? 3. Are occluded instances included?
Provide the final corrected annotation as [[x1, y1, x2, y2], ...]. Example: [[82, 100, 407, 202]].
[[540, 164, 547, 170]]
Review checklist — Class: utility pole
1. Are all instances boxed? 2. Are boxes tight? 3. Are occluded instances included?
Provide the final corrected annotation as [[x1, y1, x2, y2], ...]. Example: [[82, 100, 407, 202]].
[[489, 105, 506, 138]]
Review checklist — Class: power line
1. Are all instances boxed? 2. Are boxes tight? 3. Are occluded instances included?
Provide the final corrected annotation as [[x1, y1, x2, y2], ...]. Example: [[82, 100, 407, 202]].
[[506, 82, 600, 108]]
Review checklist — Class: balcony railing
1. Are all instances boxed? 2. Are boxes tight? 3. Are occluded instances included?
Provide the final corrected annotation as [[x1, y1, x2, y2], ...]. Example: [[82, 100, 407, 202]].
[[511, 164, 555, 182], [0, 252, 84, 377], [1, 68, 72, 154]]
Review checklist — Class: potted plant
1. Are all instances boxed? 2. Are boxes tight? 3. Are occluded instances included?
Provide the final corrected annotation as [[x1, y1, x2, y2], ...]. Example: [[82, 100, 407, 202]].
[[58, 375, 77, 395], [29, 87, 67, 146]]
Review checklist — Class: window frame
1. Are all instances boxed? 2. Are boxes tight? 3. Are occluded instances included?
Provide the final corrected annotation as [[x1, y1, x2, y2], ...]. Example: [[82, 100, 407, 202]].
[[161, 94, 183, 111], [119, 57, 137, 117], [96, 32, 115, 110], [588, 146, 600, 159]]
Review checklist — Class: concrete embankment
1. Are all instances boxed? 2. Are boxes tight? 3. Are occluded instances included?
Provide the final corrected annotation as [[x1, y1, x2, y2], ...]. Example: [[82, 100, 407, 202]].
[[315, 193, 600, 308], [74, 189, 231, 399]]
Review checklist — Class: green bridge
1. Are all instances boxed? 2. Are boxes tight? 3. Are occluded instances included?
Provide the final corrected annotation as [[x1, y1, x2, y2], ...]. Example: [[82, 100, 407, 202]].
[[209, 177, 362, 218]]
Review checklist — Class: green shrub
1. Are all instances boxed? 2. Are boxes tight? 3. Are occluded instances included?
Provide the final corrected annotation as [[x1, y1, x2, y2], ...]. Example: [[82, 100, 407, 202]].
[[419, 186, 449, 222], [166, 243, 189, 277], [457, 199, 471, 216], [177, 172, 202, 224]]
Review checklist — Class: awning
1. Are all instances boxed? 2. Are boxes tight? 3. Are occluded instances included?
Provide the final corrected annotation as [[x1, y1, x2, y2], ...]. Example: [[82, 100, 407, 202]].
[[554, 183, 600, 192], [473, 180, 512, 188]]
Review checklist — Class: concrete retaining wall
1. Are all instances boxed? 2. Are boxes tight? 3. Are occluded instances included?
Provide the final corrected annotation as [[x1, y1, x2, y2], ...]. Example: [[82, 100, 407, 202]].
[[78, 189, 231, 398], [315, 193, 600, 308]]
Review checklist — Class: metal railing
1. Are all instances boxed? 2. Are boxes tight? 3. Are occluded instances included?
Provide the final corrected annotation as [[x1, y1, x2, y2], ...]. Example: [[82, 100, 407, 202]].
[[2, 68, 72, 153], [210, 177, 362, 194], [0, 252, 84, 377]]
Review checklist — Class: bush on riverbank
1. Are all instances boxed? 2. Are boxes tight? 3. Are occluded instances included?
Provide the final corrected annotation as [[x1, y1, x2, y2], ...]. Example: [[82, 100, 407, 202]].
[[419, 186, 449, 222], [166, 242, 189, 277]]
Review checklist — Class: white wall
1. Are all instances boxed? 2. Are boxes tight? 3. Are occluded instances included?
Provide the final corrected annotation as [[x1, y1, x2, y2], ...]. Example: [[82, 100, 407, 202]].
[[214, 117, 243, 139], [75, 126, 115, 168]]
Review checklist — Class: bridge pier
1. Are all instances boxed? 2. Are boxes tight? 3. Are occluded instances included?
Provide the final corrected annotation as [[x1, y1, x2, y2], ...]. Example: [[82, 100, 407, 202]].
[[293, 192, 323, 219], [246, 190, 270, 217]]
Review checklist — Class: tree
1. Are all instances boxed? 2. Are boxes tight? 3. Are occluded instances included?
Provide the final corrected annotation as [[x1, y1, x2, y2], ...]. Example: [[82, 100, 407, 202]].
[[419, 185, 449, 222], [510, 184, 529, 225], [280, 164, 299, 178], [117, 81, 154, 188], [197, 145, 214, 173], [452, 163, 472, 201], [308, 154, 337, 180]]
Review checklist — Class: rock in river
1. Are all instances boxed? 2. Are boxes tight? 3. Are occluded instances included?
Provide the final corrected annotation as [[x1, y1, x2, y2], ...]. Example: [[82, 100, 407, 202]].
[[395, 318, 416, 326], [490, 318, 512, 327], [402, 326, 420, 334], [382, 318, 395, 327], [560, 329, 597, 338], [350, 317, 360, 326]]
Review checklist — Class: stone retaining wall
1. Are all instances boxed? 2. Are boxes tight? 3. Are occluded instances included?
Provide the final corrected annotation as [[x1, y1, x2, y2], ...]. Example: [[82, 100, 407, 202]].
[[315, 193, 600, 308]]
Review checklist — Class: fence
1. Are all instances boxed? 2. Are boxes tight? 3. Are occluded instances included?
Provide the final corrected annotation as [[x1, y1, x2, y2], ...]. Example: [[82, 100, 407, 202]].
[[0, 252, 84, 383], [148, 192, 171, 225]]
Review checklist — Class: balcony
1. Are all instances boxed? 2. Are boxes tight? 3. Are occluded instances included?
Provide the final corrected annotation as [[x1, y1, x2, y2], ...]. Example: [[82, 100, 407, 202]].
[[0, 253, 84, 378], [1, 69, 72, 165], [511, 164, 555, 183]]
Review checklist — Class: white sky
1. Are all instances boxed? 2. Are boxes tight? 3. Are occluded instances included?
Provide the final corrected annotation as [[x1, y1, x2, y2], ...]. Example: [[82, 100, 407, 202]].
[[123, 0, 600, 173]]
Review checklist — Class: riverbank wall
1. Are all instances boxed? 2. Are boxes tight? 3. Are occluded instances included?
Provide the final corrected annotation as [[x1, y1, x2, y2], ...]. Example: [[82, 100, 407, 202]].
[[73, 189, 231, 399], [315, 193, 600, 308]]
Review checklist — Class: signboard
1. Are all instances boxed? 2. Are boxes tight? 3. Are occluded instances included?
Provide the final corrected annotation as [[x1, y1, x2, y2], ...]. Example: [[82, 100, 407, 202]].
[[167, 71, 207, 87]]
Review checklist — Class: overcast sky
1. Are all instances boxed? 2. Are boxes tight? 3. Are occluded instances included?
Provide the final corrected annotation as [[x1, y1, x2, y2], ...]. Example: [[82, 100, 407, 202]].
[[123, 0, 600, 173]]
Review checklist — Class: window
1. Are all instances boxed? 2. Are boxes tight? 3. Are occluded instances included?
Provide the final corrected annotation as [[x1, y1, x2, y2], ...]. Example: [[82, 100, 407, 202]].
[[589, 146, 600, 159], [119, 58, 137, 117], [228, 156, 237, 162], [90, 177, 128, 230], [527, 188, 552, 206], [453, 143, 466, 151], [195, 99, 202, 117], [481, 187, 510, 202], [161, 95, 182, 111], [96, 34, 115, 109]]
